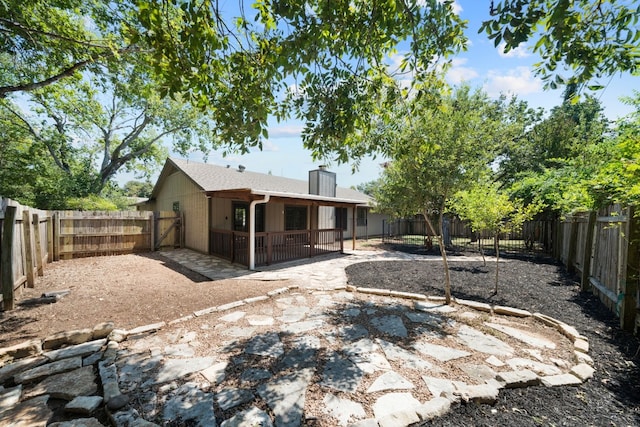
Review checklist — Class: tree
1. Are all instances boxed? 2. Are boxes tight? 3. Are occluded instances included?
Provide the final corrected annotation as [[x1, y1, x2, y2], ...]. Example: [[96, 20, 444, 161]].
[[0, 1, 135, 97], [1, 0, 468, 154], [3, 1, 636, 165], [356, 179, 382, 197], [0, 53, 214, 207], [372, 86, 506, 304], [452, 183, 542, 294], [587, 91, 640, 207], [481, 0, 640, 91], [0, 105, 70, 207], [123, 181, 154, 198], [497, 95, 609, 187]]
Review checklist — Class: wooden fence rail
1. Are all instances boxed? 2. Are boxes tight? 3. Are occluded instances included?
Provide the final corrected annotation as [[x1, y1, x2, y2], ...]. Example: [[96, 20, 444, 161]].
[[0, 197, 181, 310], [557, 205, 639, 334]]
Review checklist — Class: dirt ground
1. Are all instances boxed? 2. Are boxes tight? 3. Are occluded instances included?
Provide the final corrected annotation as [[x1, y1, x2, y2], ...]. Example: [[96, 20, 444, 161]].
[[346, 249, 640, 427], [0, 252, 289, 348]]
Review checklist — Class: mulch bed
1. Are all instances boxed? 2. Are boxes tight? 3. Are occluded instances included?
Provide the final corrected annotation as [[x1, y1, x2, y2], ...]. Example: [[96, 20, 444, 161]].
[[345, 249, 640, 427]]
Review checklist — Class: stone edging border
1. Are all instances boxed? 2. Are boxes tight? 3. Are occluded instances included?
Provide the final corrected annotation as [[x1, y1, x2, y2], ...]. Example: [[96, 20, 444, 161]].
[[0, 284, 594, 427]]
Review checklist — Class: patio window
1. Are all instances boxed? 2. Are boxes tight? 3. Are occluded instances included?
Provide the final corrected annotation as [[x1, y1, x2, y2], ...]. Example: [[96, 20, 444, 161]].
[[336, 207, 348, 230], [357, 207, 367, 226], [233, 202, 265, 232], [285, 205, 307, 230]]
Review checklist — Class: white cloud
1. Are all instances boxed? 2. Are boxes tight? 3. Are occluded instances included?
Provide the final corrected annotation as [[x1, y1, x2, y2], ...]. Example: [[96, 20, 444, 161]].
[[261, 140, 280, 152], [446, 58, 479, 84], [483, 66, 542, 97], [497, 42, 530, 58], [450, 0, 463, 14], [268, 124, 304, 138]]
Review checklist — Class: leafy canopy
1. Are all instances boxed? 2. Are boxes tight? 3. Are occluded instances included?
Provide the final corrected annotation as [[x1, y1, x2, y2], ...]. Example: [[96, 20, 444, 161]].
[[481, 0, 640, 91]]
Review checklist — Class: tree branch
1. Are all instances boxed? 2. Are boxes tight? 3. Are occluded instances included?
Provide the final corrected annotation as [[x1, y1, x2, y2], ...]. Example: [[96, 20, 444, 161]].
[[0, 17, 112, 49], [0, 46, 139, 97]]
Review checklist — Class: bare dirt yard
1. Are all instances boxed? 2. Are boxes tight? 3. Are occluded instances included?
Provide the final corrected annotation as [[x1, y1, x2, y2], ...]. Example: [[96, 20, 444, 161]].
[[0, 252, 289, 348]]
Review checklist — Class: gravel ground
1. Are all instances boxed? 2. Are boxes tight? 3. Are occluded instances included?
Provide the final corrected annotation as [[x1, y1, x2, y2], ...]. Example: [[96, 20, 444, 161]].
[[345, 249, 640, 427]]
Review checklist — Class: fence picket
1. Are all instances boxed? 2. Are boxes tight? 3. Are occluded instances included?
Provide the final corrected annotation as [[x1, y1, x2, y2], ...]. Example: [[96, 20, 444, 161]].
[[1, 206, 16, 310]]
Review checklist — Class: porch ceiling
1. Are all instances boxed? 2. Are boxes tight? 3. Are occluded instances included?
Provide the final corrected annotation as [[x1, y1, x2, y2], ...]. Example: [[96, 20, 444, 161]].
[[205, 189, 367, 208]]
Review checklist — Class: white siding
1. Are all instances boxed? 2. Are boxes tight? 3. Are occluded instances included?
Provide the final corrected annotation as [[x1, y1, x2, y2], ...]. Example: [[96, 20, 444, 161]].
[[344, 209, 387, 239]]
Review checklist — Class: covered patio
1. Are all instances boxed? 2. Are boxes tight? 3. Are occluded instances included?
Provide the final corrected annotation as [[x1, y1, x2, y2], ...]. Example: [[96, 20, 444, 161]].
[[207, 188, 366, 269]]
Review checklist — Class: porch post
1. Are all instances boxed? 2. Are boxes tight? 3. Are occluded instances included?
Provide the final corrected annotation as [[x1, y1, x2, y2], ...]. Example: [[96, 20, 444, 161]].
[[352, 205, 356, 250], [249, 195, 270, 270]]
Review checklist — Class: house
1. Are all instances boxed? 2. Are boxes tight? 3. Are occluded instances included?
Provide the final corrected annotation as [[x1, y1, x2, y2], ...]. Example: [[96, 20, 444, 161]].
[[139, 158, 385, 268]]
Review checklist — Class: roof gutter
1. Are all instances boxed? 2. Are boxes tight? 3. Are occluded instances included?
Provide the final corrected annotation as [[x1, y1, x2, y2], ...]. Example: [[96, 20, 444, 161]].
[[249, 194, 270, 270]]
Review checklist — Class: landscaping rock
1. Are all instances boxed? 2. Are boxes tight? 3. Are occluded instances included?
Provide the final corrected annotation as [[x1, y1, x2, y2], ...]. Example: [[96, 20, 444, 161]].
[[0, 340, 42, 365], [44, 339, 107, 362], [15, 356, 82, 384], [92, 322, 115, 339], [24, 365, 97, 400], [0, 394, 52, 426], [65, 396, 104, 414]]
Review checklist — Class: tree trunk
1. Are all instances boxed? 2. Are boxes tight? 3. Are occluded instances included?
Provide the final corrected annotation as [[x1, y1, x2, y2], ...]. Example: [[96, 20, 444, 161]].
[[478, 232, 486, 266], [440, 211, 452, 304], [494, 234, 500, 295], [422, 210, 452, 304]]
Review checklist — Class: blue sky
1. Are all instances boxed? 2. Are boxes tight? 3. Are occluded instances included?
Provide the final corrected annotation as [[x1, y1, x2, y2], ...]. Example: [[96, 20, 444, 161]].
[[125, 0, 638, 190]]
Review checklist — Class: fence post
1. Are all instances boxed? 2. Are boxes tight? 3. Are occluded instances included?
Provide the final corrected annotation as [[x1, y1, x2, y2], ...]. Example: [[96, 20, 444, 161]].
[[567, 216, 579, 274], [53, 211, 60, 261], [581, 211, 597, 292], [22, 210, 35, 288], [552, 219, 561, 261], [620, 206, 638, 332], [33, 213, 43, 276], [149, 211, 155, 251], [2, 206, 17, 310], [46, 215, 53, 263]]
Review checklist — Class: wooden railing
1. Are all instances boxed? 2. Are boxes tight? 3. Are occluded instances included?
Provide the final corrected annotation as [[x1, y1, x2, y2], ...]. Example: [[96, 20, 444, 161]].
[[209, 228, 344, 267]]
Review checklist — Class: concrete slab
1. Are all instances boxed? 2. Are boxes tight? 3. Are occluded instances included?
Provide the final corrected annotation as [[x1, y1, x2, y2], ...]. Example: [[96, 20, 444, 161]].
[[413, 341, 471, 362], [257, 368, 314, 427], [245, 332, 284, 358], [485, 322, 556, 349], [377, 339, 436, 371], [322, 393, 366, 426], [321, 353, 365, 393], [372, 392, 421, 420], [153, 357, 216, 384], [220, 406, 273, 427], [457, 325, 514, 356], [367, 371, 414, 393], [164, 383, 216, 427]]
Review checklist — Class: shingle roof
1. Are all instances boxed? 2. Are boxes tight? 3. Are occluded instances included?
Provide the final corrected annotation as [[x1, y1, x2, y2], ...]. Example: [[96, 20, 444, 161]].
[[166, 157, 371, 204]]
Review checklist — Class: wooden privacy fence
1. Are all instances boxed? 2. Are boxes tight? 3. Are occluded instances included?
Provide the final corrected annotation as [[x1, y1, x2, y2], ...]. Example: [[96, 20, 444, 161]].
[[557, 205, 639, 333], [0, 197, 182, 310], [0, 198, 50, 310]]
